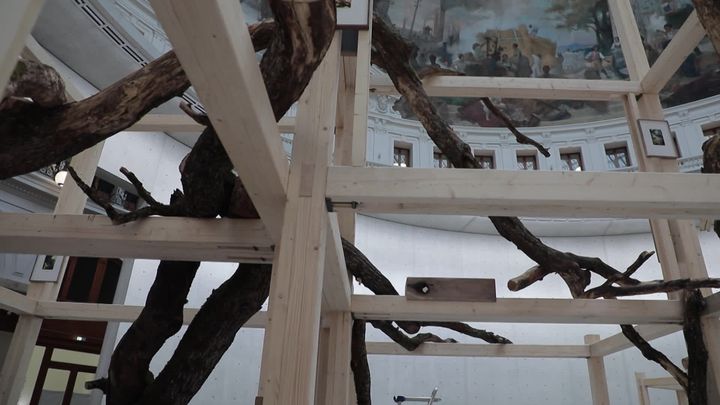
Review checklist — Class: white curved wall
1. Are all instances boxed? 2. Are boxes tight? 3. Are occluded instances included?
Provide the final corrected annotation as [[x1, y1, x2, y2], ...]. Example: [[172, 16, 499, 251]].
[[366, 94, 720, 173]]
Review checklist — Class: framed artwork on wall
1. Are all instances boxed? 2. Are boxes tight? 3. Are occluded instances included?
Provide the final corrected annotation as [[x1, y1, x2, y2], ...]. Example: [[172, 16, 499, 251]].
[[637, 119, 676, 158], [30, 254, 64, 282]]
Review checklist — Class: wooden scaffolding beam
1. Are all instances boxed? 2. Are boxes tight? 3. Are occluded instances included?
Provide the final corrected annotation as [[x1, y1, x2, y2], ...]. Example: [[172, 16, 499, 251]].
[[0, 213, 274, 263], [327, 167, 720, 219], [351, 295, 683, 325], [369, 76, 642, 100], [150, 0, 289, 243]]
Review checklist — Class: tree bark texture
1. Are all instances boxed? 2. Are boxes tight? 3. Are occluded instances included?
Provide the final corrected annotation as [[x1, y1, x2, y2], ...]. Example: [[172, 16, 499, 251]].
[[683, 290, 708, 405], [692, 0, 720, 54], [0, 21, 275, 180], [137, 264, 272, 405], [351, 319, 372, 405], [0, 51, 188, 179], [106, 260, 199, 405]]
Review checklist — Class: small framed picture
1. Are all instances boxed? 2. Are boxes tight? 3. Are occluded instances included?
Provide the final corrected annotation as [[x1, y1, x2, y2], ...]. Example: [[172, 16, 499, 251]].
[[30, 254, 64, 282], [637, 119, 676, 158]]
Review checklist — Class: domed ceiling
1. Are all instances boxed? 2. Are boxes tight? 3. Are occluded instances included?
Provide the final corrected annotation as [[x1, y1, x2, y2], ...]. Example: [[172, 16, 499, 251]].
[[374, 0, 719, 127]]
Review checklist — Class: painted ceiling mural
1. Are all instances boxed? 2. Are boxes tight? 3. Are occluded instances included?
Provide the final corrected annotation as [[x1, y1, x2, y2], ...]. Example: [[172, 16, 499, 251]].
[[373, 0, 719, 127]]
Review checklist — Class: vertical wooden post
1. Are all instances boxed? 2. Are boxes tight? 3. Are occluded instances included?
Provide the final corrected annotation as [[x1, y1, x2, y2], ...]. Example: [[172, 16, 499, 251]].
[[585, 335, 611, 405], [323, 311, 353, 404], [636, 373, 650, 405], [258, 34, 341, 405], [676, 391, 689, 405], [626, 94, 720, 394], [0, 0, 44, 92]]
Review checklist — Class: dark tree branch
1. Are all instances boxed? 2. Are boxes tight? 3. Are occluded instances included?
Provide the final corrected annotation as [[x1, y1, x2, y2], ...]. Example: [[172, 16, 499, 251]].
[[137, 264, 271, 405], [343, 238, 420, 334], [119, 167, 162, 208], [683, 290, 708, 405], [418, 322, 512, 344], [370, 320, 456, 351], [581, 278, 720, 299], [621, 324, 688, 390], [480, 97, 551, 157], [68, 166, 183, 224], [106, 260, 200, 405], [351, 319, 372, 405], [0, 51, 189, 179], [0, 20, 277, 180]]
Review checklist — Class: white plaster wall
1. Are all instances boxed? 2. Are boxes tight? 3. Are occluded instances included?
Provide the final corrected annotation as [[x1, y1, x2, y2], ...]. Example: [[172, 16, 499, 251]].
[[353, 215, 719, 405], [112, 214, 720, 405]]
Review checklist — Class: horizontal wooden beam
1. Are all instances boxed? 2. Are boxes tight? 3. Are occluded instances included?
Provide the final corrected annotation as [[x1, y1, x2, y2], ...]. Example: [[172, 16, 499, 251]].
[[35, 301, 266, 328], [129, 114, 296, 134], [369, 76, 642, 100], [0, 213, 274, 262], [642, 377, 683, 391], [326, 167, 720, 219], [589, 324, 682, 357], [366, 342, 590, 358], [0, 286, 36, 315], [352, 295, 683, 325], [641, 10, 706, 94]]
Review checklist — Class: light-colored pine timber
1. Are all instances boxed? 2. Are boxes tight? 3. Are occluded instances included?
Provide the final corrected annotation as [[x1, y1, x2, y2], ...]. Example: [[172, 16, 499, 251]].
[[636, 372, 651, 405], [322, 312, 353, 405], [351, 27, 372, 167], [0, 0, 44, 94], [366, 342, 590, 358], [0, 286, 36, 315], [352, 295, 683, 324], [642, 11, 706, 93], [258, 35, 341, 405], [590, 324, 682, 356], [0, 213, 274, 263], [584, 335, 611, 405], [150, 0, 289, 242], [323, 213, 352, 312], [607, 0, 650, 80], [369, 76, 642, 100], [326, 167, 720, 219]]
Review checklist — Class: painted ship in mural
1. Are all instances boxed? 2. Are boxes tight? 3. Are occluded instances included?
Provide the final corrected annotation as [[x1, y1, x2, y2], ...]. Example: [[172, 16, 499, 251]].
[[374, 0, 720, 127]]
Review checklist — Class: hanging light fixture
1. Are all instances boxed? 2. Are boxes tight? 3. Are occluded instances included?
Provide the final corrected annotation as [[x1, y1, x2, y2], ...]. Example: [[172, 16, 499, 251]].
[[50, 161, 69, 187]]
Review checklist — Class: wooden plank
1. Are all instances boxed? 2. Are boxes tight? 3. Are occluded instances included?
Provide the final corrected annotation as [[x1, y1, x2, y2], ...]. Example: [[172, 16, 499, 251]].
[[258, 35, 341, 405], [0, 286, 36, 315], [34, 301, 267, 328], [636, 372, 651, 405], [322, 213, 352, 312], [366, 342, 590, 358], [352, 295, 683, 325], [369, 76, 642, 100], [322, 312, 353, 405], [129, 114, 296, 134], [0, 0, 44, 94], [150, 0, 288, 243], [585, 335, 611, 405], [405, 277, 495, 302], [642, 11, 706, 93], [0, 213, 274, 263], [590, 324, 682, 356], [351, 28, 372, 166], [326, 167, 720, 219], [607, 0, 650, 81], [643, 377, 683, 390]]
